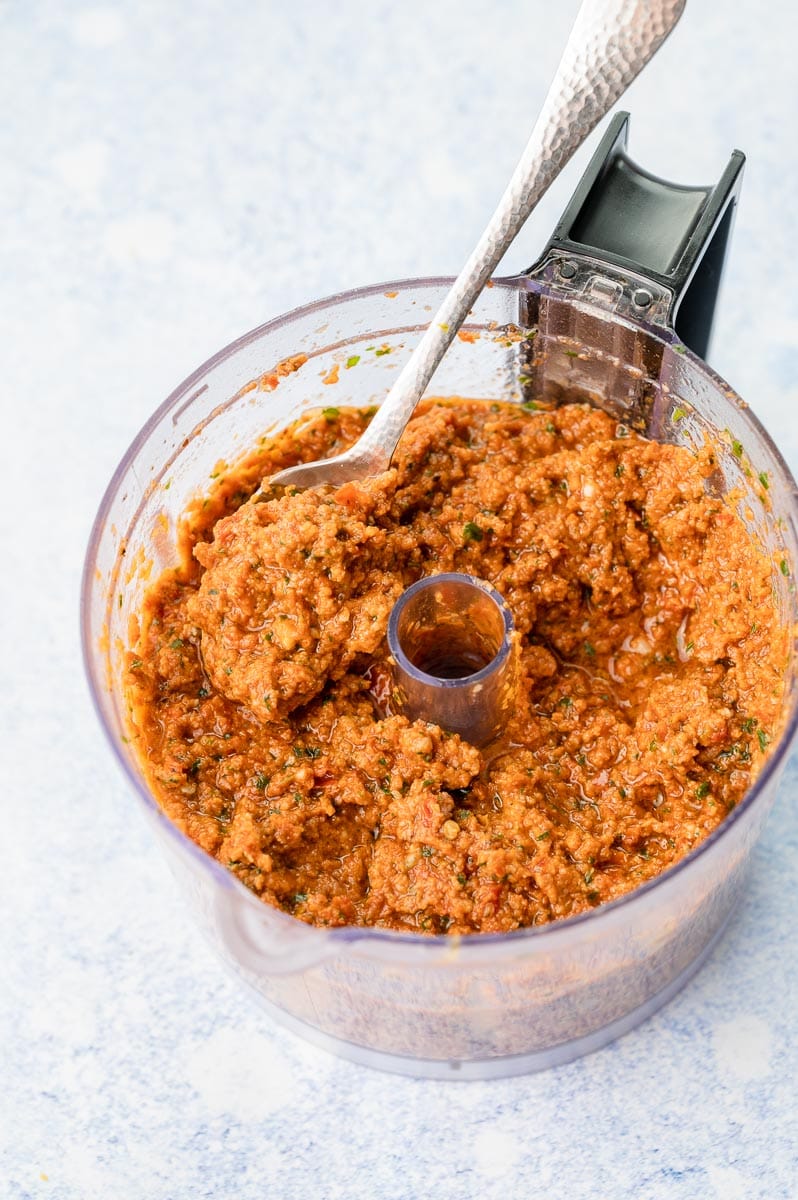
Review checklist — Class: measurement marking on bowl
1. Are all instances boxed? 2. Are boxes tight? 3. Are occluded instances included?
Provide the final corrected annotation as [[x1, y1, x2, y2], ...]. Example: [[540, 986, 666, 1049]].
[[172, 383, 208, 426]]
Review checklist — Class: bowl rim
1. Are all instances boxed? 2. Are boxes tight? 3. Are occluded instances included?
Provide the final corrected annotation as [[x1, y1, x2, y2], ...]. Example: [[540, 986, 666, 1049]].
[[80, 271, 798, 957]]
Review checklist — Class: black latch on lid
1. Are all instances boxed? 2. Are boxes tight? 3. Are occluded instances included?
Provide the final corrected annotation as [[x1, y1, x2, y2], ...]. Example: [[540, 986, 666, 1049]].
[[534, 112, 745, 359]]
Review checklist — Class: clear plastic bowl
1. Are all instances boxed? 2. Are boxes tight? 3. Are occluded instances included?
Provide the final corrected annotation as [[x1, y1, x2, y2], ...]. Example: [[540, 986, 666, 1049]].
[[82, 274, 798, 1079]]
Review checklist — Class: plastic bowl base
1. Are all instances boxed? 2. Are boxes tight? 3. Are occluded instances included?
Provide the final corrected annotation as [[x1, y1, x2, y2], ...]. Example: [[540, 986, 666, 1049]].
[[232, 905, 735, 1081]]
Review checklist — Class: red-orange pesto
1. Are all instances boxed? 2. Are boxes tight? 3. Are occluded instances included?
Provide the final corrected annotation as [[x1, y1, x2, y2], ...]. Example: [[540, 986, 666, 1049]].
[[125, 399, 786, 934]]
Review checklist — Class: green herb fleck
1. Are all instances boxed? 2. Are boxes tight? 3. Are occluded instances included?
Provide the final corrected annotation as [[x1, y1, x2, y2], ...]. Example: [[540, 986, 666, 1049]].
[[732, 439, 744, 459], [757, 729, 769, 752], [375, 346, 391, 357], [255, 773, 270, 790], [780, 559, 790, 577], [322, 407, 339, 422], [345, 355, 360, 368], [420, 845, 434, 858], [695, 781, 710, 799], [463, 521, 484, 543], [170, 639, 184, 651], [672, 406, 687, 421], [584, 642, 596, 657], [758, 471, 770, 490], [295, 743, 321, 761]]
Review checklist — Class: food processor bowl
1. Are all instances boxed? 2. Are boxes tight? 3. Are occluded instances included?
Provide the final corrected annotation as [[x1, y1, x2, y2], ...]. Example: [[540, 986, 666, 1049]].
[[82, 115, 798, 1078]]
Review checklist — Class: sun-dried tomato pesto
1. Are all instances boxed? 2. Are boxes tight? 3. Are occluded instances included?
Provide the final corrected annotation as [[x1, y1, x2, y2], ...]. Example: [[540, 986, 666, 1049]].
[[125, 399, 786, 933]]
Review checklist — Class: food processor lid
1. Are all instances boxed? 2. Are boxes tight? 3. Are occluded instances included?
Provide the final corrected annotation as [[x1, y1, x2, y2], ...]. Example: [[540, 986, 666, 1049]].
[[526, 111, 745, 360]]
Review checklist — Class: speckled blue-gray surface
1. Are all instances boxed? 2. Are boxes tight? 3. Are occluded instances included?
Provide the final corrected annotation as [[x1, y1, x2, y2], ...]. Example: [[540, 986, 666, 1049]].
[[3, 1, 798, 1197]]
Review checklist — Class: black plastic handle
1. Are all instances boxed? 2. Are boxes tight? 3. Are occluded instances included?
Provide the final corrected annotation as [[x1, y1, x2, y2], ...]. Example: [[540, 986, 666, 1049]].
[[535, 112, 745, 360]]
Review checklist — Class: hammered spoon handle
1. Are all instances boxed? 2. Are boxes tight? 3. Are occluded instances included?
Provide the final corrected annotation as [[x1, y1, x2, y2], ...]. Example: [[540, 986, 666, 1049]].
[[271, 0, 686, 491]]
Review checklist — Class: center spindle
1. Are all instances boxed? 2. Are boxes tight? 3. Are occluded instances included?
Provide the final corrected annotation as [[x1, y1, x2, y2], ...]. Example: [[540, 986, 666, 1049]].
[[387, 573, 516, 747]]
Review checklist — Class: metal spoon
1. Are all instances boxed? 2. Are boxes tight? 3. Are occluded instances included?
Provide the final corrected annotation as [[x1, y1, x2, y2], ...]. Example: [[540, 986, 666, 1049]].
[[271, 0, 685, 491]]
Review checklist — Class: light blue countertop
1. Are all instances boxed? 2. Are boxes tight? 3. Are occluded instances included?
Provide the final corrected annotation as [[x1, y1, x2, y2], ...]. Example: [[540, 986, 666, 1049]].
[[3, 2, 797, 1197]]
